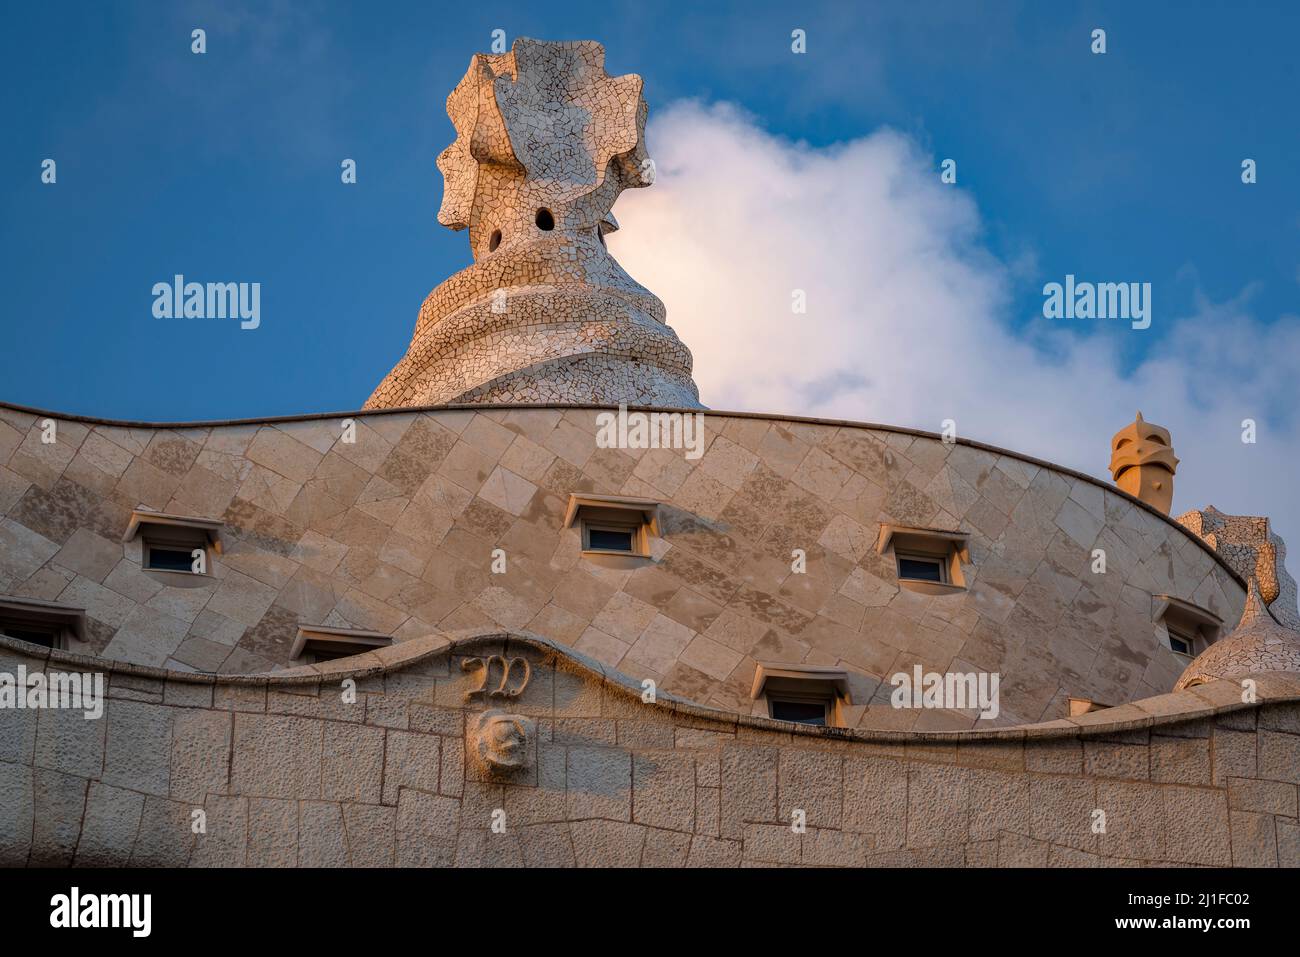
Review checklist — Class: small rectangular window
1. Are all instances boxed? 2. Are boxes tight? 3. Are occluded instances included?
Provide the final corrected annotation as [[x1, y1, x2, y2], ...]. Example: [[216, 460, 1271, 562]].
[[0, 624, 59, 648], [587, 526, 635, 552], [145, 544, 199, 573], [565, 494, 659, 560], [1154, 596, 1221, 660], [309, 646, 356, 663], [123, 509, 223, 572], [291, 624, 393, 663], [582, 522, 642, 555], [896, 552, 947, 584], [753, 664, 849, 728], [1168, 628, 1195, 657], [879, 525, 969, 593], [770, 698, 828, 726], [0, 597, 86, 651]]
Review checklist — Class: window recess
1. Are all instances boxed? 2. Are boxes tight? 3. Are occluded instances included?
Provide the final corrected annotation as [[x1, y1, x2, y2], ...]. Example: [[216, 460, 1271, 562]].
[[877, 524, 970, 594]]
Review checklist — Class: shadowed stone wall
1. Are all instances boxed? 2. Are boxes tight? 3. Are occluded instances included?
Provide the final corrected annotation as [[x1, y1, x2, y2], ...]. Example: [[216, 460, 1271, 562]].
[[2, 633, 1297, 868], [0, 402, 1244, 730]]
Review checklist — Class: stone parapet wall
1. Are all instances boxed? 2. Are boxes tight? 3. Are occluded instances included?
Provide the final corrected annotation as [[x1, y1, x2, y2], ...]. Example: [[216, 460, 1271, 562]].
[[2, 632, 1297, 867], [0, 401, 1245, 729]]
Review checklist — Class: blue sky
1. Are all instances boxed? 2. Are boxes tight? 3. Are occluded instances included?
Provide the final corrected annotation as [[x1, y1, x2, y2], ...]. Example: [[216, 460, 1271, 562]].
[[2, 0, 1296, 420]]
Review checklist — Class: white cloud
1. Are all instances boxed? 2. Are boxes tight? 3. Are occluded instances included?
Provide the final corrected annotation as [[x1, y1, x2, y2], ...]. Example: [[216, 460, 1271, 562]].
[[611, 100, 1300, 579]]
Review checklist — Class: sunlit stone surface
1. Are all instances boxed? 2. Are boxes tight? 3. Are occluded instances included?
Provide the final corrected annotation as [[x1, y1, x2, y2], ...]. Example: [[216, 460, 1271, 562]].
[[366, 39, 701, 410]]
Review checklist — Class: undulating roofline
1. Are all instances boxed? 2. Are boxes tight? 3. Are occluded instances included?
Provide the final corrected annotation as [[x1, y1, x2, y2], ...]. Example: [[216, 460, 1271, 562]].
[[0, 398, 1250, 590]]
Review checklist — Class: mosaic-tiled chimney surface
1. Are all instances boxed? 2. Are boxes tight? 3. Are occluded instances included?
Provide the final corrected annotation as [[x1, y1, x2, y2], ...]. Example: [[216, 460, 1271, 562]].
[[366, 39, 702, 410]]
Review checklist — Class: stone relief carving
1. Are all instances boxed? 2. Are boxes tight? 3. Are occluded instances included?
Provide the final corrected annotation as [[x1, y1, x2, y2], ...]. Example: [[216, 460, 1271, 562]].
[[462, 654, 531, 700], [471, 709, 536, 771]]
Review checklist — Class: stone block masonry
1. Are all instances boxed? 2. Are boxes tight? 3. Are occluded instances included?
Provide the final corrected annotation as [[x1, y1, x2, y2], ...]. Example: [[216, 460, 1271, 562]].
[[3, 631, 1297, 868], [0, 402, 1247, 731]]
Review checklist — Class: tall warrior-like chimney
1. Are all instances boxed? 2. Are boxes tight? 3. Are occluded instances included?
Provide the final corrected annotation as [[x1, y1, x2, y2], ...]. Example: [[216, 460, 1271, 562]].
[[365, 38, 701, 411], [1109, 412, 1179, 514]]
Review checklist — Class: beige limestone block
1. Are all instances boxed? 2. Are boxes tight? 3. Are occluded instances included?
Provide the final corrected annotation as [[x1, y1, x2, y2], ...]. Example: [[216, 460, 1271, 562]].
[[460, 416, 516, 461], [245, 428, 322, 485], [28, 768, 86, 866], [332, 419, 394, 474], [0, 465, 31, 516], [125, 796, 193, 866], [1162, 785, 1231, 865], [0, 419, 24, 465], [102, 699, 172, 796], [231, 713, 323, 800], [631, 750, 695, 831], [625, 614, 695, 675], [273, 420, 342, 456], [477, 465, 538, 516], [17, 421, 80, 475], [678, 634, 742, 682], [590, 590, 658, 643], [566, 820, 644, 867], [573, 626, 629, 669], [720, 744, 778, 839], [395, 789, 459, 867], [366, 412, 422, 446], [436, 441, 496, 495], [297, 801, 348, 867], [101, 605, 189, 666], [382, 730, 440, 806], [1094, 780, 1164, 861], [0, 517, 59, 584], [817, 513, 875, 564], [204, 567, 278, 628], [778, 748, 842, 829], [138, 432, 198, 477], [788, 446, 848, 499], [246, 797, 297, 868], [74, 782, 146, 867], [33, 702, 105, 785], [1258, 730, 1300, 784], [169, 709, 232, 804], [498, 434, 557, 484], [49, 527, 120, 583], [341, 803, 396, 867], [78, 430, 135, 478], [1029, 775, 1098, 853], [566, 746, 631, 821], [321, 722, 384, 805], [1054, 495, 1105, 549]]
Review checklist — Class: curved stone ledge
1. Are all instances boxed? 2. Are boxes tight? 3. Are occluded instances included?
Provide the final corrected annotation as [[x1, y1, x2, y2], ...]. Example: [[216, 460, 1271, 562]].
[[5, 628, 1291, 744], [5, 626, 1298, 868]]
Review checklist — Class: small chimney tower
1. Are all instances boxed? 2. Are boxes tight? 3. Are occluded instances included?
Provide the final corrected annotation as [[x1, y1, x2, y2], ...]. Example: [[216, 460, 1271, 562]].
[[1109, 412, 1179, 514]]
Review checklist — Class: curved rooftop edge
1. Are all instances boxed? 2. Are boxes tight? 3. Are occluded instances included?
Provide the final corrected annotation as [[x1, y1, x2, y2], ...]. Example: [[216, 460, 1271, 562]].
[[0, 397, 1247, 590], [5, 628, 1294, 744]]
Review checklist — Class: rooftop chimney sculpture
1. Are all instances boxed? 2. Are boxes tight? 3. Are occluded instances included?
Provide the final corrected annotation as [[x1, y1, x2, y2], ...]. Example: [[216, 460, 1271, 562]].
[[366, 39, 702, 410], [1174, 579, 1300, 690], [1178, 506, 1300, 631], [1109, 412, 1178, 514]]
